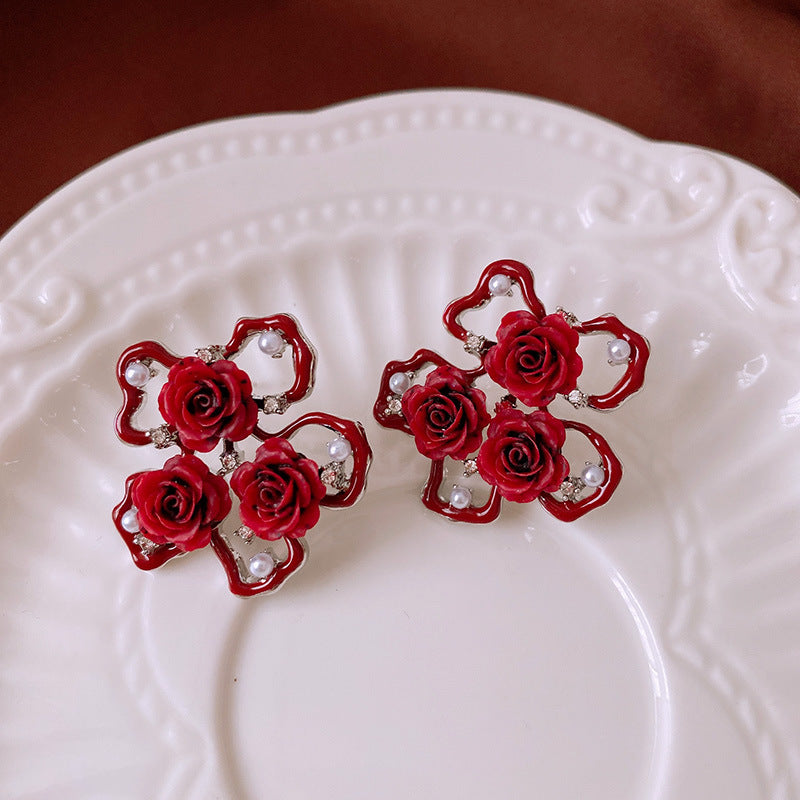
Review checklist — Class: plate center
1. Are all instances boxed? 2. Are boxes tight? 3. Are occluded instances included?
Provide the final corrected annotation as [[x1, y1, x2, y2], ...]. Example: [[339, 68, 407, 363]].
[[219, 485, 667, 799]]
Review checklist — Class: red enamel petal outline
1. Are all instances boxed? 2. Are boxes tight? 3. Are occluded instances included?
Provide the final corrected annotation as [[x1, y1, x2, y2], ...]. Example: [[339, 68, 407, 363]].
[[442, 259, 547, 345], [211, 533, 308, 598], [574, 315, 650, 410], [373, 261, 641, 525], [115, 341, 181, 447], [256, 412, 373, 509], [115, 316, 369, 597], [373, 348, 484, 432], [421, 458, 502, 524], [225, 314, 316, 405], [116, 315, 317, 449], [539, 420, 623, 522], [112, 472, 183, 569]]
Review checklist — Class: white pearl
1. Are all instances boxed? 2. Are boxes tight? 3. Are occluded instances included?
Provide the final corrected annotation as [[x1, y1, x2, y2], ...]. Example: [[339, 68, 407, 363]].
[[258, 330, 286, 357], [607, 338, 631, 364], [124, 361, 151, 388], [249, 552, 275, 579], [449, 485, 472, 510], [389, 372, 411, 395], [327, 437, 352, 462], [581, 464, 605, 487], [488, 274, 512, 296], [121, 508, 140, 533]]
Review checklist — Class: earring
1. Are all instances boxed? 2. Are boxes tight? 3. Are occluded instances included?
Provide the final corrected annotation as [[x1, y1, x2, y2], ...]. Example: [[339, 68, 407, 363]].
[[113, 315, 372, 597], [374, 260, 649, 523]]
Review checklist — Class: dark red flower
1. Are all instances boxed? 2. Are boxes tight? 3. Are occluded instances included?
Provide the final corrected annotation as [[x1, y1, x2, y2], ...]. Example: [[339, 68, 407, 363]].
[[402, 365, 490, 460], [131, 454, 232, 551], [477, 404, 569, 502], [158, 357, 258, 452], [231, 437, 326, 540], [485, 311, 582, 406]]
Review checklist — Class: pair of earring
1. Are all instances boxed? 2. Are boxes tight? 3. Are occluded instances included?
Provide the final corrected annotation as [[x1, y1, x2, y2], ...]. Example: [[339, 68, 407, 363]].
[[113, 260, 649, 598]]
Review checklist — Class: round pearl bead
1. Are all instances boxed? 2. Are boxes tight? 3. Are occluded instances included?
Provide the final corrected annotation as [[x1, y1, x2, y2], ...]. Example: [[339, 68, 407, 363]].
[[449, 485, 472, 510], [121, 508, 140, 533], [327, 437, 352, 462], [581, 464, 605, 487], [607, 338, 631, 364], [389, 372, 411, 395], [249, 552, 275, 579], [488, 274, 512, 296], [124, 361, 151, 388], [258, 330, 286, 357]]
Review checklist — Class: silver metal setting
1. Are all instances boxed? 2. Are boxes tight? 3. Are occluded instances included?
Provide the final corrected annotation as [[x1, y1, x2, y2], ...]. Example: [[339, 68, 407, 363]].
[[320, 461, 351, 492], [386, 395, 403, 415], [235, 525, 255, 543], [195, 344, 226, 363], [261, 393, 289, 414], [148, 424, 178, 449], [566, 388, 588, 409], [133, 533, 158, 554], [464, 331, 487, 357], [556, 307, 579, 326], [559, 476, 585, 500], [218, 449, 241, 475]]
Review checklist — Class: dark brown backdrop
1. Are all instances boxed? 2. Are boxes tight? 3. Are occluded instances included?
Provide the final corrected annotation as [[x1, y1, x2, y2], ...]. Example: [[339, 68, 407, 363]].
[[2, 0, 799, 236]]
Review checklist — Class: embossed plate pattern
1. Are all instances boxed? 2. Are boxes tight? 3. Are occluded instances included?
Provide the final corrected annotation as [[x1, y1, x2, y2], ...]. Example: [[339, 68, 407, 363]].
[[1, 90, 799, 799]]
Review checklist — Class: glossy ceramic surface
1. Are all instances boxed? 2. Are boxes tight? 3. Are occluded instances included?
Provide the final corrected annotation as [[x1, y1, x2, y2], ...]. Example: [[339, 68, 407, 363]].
[[1, 90, 799, 799]]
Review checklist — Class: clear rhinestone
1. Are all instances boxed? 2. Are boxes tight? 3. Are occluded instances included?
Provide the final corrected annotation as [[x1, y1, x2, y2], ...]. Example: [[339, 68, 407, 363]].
[[464, 331, 486, 357], [386, 396, 403, 415], [320, 462, 350, 492], [559, 477, 585, 500], [195, 345, 226, 363], [236, 525, 255, 543], [556, 307, 579, 326], [566, 389, 588, 409], [219, 450, 241, 474], [149, 425, 177, 448], [133, 534, 158, 554], [262, 394, 289, 414], [463, 459, 478, 476]]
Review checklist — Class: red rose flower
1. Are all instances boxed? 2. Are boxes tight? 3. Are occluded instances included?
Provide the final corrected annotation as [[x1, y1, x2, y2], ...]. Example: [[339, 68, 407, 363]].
[[485, 311, 582, 406], [402, 365, 490, 460], [131, 453, 232, 551], [477, 404, 569, 502], [231, 437, 326, 540], [159, 357, 259, 452]]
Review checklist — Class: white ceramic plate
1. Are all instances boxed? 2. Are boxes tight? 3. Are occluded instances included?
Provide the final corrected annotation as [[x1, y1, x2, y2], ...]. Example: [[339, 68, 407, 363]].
[[2, 90, 800, 800]]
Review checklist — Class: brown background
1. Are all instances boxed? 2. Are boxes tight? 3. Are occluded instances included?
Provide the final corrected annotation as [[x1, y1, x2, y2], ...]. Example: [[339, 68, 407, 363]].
[[2, 0, 799, 236]]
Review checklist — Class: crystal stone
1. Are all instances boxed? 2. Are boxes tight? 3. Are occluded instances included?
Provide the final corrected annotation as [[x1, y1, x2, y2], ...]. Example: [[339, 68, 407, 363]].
[[262, 394, 288, 414], [386, 396, 403, 415], [464, 332, 486, 356], [149, 425, 176, 448]]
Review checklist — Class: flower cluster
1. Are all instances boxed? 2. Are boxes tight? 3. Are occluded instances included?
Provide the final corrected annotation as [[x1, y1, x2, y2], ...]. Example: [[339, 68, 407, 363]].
[[374, 260, 649, 523], [114, 316, 371, 596]]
